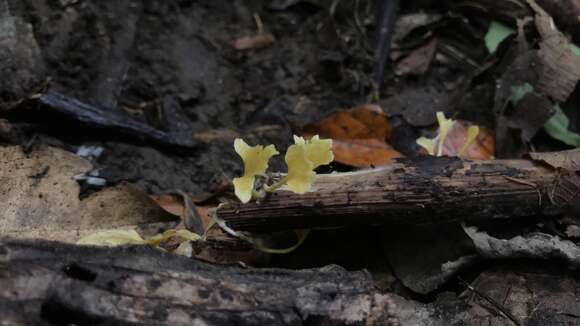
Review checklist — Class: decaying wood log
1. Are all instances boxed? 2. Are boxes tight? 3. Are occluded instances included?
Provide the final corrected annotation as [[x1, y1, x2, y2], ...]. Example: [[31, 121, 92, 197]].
[[0, 239, 398, 326], [217, 157, 560, 232]]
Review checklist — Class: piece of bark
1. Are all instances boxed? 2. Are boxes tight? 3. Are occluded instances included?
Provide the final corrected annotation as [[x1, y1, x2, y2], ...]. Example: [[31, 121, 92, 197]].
[[38, 91, 197, 148], [464, 226, 580, 267], [536, 0, 580, 43], [217, 157, 558, 233], [0, 11, 45, 105], [0, 239, 398, 326]]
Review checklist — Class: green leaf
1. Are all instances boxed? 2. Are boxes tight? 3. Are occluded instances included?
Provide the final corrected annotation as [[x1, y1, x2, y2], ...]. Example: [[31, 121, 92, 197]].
[[571, 43, 580, 56], [510, 83, 534, 105], [544, 105, 580, 147], [485, 21, 515, 54]]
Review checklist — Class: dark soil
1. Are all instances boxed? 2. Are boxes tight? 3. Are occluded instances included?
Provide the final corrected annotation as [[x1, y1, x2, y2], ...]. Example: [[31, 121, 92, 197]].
[[3, 1, 580, 324], [2, 0, 393, 195]]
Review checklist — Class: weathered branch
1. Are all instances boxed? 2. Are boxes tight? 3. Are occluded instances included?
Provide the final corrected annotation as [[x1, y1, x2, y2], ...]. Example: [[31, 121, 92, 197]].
[[0, 239, 397, 325], [217, 157, 559, 232]]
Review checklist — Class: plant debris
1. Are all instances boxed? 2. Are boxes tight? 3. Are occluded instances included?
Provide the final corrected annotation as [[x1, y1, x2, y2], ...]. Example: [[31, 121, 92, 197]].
[[2, 0, 580, 324], [303, 105, 402, 167]]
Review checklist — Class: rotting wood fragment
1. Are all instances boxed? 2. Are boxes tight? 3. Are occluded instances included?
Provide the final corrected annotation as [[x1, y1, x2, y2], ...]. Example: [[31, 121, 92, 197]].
[[0, 239, 398, 326], [217, 157, 561, 233]]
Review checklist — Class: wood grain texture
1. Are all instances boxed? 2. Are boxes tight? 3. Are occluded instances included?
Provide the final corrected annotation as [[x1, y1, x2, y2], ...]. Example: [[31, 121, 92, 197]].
[[217, 157, 557, 232], [0, 239, 397, 326]]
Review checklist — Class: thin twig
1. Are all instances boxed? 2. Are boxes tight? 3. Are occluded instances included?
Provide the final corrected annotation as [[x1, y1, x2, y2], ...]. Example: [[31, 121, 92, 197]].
[[503, 176, 542, 207], [458, 277, 522, 326]]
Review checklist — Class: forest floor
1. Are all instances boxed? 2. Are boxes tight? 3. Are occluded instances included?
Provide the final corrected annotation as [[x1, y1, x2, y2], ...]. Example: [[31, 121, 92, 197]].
[[1, 0, 580, 325]]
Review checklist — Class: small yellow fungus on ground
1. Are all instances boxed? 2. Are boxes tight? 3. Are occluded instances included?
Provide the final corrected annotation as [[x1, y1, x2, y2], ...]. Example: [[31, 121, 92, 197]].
[[285, 135, 334, 193], [285, 143, 316, 194], [232, 135, 333, 200], [416, 136, 436, 155], [293, 135, 334, 167], [232, 138, 279, 203], [435, 112, 455, 156], [458, 126, 480, 157], [416, 112, 484, 159], [416, 112, 456, 156]]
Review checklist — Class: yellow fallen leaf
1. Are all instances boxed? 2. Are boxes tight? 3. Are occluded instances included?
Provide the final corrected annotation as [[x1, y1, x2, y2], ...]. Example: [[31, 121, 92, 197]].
[[78, 228, 202, 248], [77, 229, 147, 247], [146, 229, 202, 246], [174, 229, 202, 241]]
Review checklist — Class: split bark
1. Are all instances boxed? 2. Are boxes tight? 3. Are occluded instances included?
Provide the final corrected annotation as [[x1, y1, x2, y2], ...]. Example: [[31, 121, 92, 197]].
[[0, 239, 398, 326], [217, 157, 561, 232]]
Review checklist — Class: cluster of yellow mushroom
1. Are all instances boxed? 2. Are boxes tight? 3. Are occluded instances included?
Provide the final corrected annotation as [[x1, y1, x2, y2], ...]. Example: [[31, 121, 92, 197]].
[[416, 112, 480, 157], [233, 135, 334, 203]]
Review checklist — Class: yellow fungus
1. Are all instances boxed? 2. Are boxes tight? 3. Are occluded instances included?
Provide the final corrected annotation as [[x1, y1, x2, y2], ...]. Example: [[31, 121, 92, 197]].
[[293, 135, 334, 168], [436, 112, 455, 156], [284, 135, 333, 194], [232, 138, 279, 203], [416, 136, 436, 155], [458, 126, 480, 157], [285, 143, 316, 194]]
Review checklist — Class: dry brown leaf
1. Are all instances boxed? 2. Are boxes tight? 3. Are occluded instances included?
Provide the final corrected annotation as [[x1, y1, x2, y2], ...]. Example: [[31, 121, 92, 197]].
[[304, 105, 391, 139], [394, 38, 438, 76], [0, 146, 176, 243], [151, 193, 216, 231], [529, 148, 580, 171], [494, 1, 580, 156], [233, 34, 276, 50], [331, 139, 402, 167], [527, 0, 580, 102], [150, 193, 262, 263], [152, 193, 265, 264], [151, 194, 186, 217], [303, 104, 402, 167]]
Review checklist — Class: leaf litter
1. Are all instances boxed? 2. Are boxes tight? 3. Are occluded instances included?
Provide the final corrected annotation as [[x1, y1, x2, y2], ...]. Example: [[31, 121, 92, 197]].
[[3, 0, 580, 324], [0, 146, 177, 243]]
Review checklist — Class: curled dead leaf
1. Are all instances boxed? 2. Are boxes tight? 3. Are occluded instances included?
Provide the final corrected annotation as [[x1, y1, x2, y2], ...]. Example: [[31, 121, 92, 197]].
[[150, 193, 214, 231], [331, 139, 402, 167], [528, 148, 580, 171], [303, 104, 402, 167], [394, 37, 438, 76], [233, 34, 276, 50], [151, 194, 185, 217]]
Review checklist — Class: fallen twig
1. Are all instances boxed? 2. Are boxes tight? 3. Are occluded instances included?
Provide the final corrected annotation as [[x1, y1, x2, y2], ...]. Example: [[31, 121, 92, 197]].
[[217, 157, 560, 232]]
